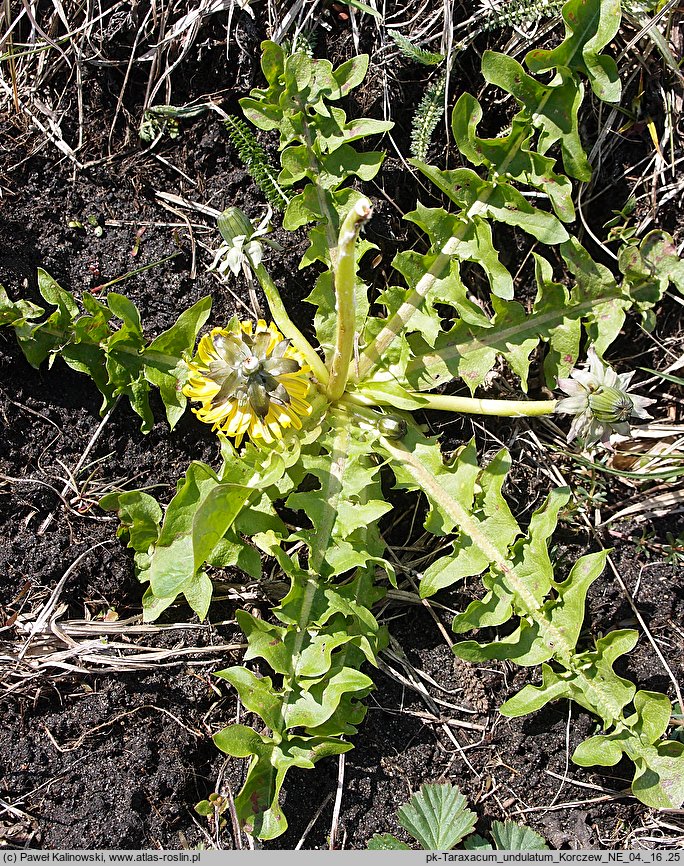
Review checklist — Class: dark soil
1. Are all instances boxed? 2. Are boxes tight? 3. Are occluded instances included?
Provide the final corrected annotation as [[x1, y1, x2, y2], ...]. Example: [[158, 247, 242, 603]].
[[1, 3, 683, 852]]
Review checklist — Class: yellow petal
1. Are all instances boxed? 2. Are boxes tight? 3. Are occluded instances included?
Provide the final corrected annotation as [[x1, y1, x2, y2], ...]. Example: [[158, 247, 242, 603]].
[[251, 416, 275, 443], [288, 397, 311, 416]]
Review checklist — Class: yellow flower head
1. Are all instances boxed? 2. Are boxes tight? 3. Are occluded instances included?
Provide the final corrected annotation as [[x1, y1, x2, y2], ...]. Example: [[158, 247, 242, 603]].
[[184, 320, 313, 447]]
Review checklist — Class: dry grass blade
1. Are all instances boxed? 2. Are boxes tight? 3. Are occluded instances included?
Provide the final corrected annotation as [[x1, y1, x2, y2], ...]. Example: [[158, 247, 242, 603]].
[[2, 604, 246, 690], [609, 432, 684, 478], [377, 636, 486, 774], [294, 793, 333, 850], [605, 555, 684, 715], [41, 703, 205, 753], [215, 760, 243, 850], [0, 76, 83, 166], [619, 0, 684, 80], [606, 487, 684, 522], [37, 398, 120, 535], [380, 644, 481, 717], [328, 753, 345, 850], [156, 190, 221, 218], [17, 542, 113, 661]]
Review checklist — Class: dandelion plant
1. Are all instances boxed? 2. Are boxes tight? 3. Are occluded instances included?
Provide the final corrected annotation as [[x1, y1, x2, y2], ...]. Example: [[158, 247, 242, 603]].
[[2, 0, 683, 840]]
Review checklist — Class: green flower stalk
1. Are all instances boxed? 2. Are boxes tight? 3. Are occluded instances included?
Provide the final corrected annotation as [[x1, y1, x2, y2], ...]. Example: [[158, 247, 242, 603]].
[[555, 347, 655, 446], [405, 392, 557, 417]]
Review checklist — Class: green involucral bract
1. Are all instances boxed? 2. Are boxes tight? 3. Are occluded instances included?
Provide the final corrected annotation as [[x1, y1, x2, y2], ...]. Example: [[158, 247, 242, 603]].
[[2, 0, 684, 840]]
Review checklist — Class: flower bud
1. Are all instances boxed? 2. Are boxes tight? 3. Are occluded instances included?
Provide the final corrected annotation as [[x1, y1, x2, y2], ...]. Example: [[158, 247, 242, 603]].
[[378, 416, 408, 440], [555, 346, 655, 447], [587, 386, 634, 423]]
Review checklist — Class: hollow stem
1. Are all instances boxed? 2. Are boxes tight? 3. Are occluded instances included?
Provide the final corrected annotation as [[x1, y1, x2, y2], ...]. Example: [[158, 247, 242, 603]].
[[408, 392, 558, 417], [326, 198, 373, 402], [342, 388, 557, 417]]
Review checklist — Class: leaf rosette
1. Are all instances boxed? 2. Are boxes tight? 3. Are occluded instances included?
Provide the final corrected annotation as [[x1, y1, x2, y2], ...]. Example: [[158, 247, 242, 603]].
[[3, 1, 684, 840]]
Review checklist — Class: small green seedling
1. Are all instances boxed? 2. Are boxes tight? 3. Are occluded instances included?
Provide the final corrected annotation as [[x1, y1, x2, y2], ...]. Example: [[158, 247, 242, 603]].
[[368, 782, 549, 851]]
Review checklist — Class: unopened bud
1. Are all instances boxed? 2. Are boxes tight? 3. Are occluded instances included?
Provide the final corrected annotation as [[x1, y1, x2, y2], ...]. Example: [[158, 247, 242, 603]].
[[588, 386, 634, 423], [378, 416, 407, 440]]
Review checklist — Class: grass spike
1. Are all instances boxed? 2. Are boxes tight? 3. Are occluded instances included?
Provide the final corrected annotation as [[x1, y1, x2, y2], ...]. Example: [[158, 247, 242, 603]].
[[223, 115, 289, 212], [388, 31, 444, 66], [410, 73, 447, 161], [464, 0, 652, 41], [474, 0, 563, 31]]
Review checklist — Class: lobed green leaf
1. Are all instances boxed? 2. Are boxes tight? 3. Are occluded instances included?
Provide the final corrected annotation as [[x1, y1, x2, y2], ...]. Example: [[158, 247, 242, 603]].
[[481, 53, 591, 181], [525, 0, 621, 102], [452, 95, 575, 222], [410, 160, 570, 244], [213, 723, 351, 840]]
